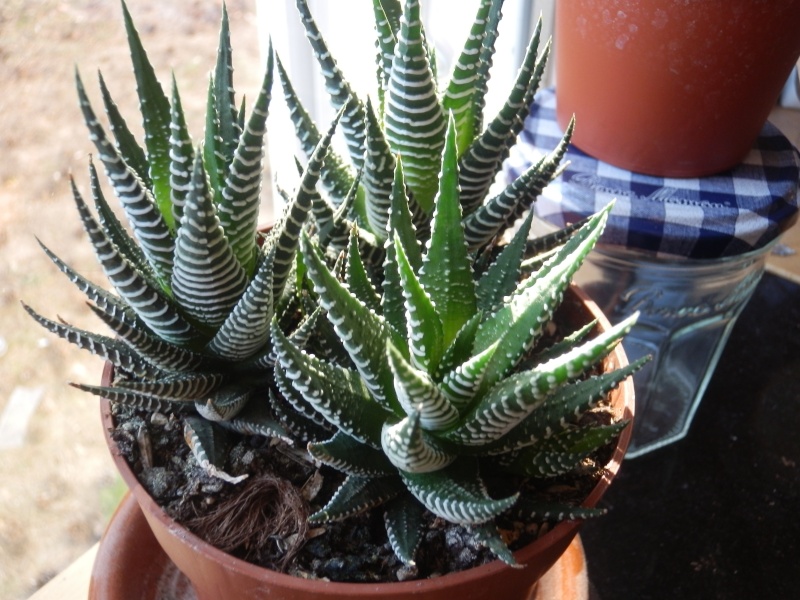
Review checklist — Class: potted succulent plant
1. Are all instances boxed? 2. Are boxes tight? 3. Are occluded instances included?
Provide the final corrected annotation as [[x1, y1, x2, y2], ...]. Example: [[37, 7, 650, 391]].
[[24, 1, 640, 598]]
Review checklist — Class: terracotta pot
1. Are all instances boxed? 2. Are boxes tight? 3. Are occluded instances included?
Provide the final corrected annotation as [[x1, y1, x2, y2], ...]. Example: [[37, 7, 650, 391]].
[[88, 493, 590, 600], [97, 285, 635, 600], [555, 0, 800, 177], [89, 493, 196, 599]]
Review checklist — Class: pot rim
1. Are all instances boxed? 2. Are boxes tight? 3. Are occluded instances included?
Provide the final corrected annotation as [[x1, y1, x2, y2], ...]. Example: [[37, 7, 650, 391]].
[[99, 284, 634, 593]]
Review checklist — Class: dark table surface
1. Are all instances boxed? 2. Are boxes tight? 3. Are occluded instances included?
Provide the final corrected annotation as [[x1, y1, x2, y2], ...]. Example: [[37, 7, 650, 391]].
[[580, 271, 800, 600]]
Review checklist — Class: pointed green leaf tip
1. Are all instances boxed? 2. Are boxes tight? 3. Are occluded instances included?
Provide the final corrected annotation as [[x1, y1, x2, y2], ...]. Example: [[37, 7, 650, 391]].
[[383, 0, 445, 213], [381, 409, 454, 473], [419, 113, 476, 346], [213, 2, 240, 166], [384, 494, 425, 566], [472, 202, 613, 392], [441, 0, 493, 155], [394, 234, 443, 374], [171, 153, 248, 330], [400, 461, 519, 526], [386, 342, 458, 431], [121, 0, 173, 230], [299, 230, 401, 414]]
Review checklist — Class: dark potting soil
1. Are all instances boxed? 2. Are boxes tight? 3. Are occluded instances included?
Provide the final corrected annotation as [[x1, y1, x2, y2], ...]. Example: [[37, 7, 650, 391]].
[[109, 398, 615, 583]]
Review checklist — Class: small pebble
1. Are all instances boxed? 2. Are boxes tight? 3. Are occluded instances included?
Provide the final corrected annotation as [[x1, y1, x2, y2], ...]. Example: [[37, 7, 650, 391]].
[[396, 564, 419, 581], [444, 528, 465, 551], [457, 547, 477, 567], [150, 412, 169, 426]]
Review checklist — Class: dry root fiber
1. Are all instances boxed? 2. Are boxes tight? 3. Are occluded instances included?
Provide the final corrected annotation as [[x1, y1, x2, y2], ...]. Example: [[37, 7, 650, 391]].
[[187, 473, 309, 571]]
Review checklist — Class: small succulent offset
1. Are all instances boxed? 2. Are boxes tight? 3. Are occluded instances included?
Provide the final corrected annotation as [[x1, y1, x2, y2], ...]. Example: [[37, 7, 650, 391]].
[[271, 0, 643, 566], [22, 2, 326, 482]]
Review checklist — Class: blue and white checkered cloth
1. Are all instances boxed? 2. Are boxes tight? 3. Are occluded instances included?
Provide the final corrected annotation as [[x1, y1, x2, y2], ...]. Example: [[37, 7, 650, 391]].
[[505, 88, 800, 258]]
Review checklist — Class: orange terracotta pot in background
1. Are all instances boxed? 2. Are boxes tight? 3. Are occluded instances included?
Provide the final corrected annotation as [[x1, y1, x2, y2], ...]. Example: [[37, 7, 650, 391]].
[[93, 286, 635, 600], [555, 0, 800, 177]]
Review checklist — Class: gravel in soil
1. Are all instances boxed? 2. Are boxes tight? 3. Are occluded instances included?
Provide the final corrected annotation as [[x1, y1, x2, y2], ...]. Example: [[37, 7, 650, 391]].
[[108, 369, 616, 585], [110, 402, 501, 583]]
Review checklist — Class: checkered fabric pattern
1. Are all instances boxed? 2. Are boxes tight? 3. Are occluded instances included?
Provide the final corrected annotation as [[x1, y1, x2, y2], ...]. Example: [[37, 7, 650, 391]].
[[504, 88, 800, 258]]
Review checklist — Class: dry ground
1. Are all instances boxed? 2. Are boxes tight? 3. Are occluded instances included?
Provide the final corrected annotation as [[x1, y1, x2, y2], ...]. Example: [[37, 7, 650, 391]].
[[0, 2, 265, 597]]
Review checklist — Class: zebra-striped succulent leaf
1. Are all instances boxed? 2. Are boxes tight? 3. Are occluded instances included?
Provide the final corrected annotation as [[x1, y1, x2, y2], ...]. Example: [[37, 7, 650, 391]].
[[383, 0, 445, 213], [384, 492, 426, 567], [309, 474, 405, 524], [479, 358, 648, 457], [212, 7, 240, 171], [461, 117, 571, 251], [217, 46, 274, 275], [437, 340, 497, 410], [295, 0, 367, 172], [27, 2, 313, 483], [372, 0, 402, 112], [205, 250, 274, 361], [22, 304, 161, 381], [71, 381, 196, 414], [120, 0, 173, 229], [308, 431, 396, 477], [97, 72, 150, 193], [184, 416, 248, 484], [418, 116, 476, 345], [171, 154, 249, 331], [85, 303, 212, 374], [216, 397, 295, 444], [168, 78, 194, 226], [285, 105, 640, 564], [387, 343, 458, 431], [345, 227, 382, 313], [444, 315, 637, 447], [399, 460, 518, 526], [475, 209, 536, 311], [299, 230, 402, 414], [276, 56, 356, 204], [77, 71, 176, 291], [270, 318, 394, 447], [440, 0, 494, 156], [113, 372, 226, 402], [35, 237, 145, 333], [268, 107, 343, 304], [380, 162, 422, 337], [271, 365, 333, 437], [511, 498, 607, 523], [502, 421, 630, 478], [472, 522, 518, 568], [471, 203, 613, 389], [394, 235, 444, 373], [69, 176, 197, 345], [457, 17, 548, 216], [193, 382, 253, 422], [362, 98, 395, 239], [381, 409, 455, 473], [464, 0, 504, 148], [87, 161, 153, 282]]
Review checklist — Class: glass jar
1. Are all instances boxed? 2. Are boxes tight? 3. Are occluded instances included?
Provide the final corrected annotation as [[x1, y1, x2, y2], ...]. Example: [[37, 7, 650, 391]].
[[506, 88, 799, 456], [573, 242, 776, 457]]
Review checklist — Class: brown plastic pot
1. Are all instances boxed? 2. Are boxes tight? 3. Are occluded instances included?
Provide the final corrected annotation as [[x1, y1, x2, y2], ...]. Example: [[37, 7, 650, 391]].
[[555, 0, 800, 177], [96, 285, 634, 600]]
